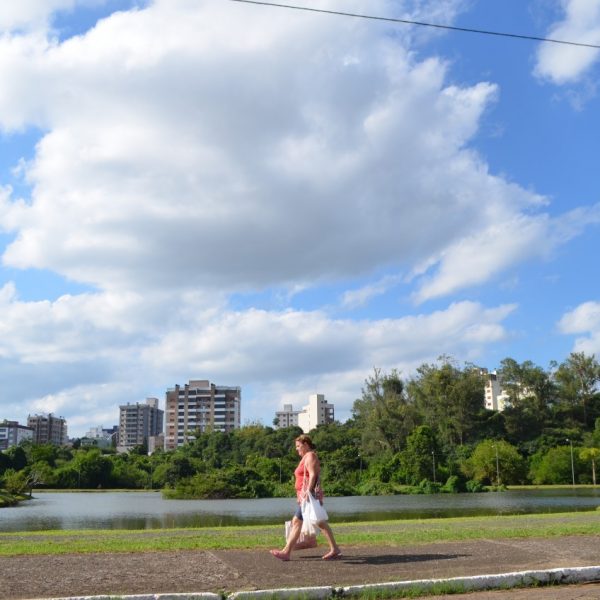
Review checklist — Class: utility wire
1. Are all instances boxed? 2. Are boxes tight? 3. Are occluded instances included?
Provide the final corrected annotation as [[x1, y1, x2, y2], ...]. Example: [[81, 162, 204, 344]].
[[229, 0, 600, 50]]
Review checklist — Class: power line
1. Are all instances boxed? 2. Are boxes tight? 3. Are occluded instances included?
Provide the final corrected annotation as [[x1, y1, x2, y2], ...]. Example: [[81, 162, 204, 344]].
[[229, 0, 600, 50]]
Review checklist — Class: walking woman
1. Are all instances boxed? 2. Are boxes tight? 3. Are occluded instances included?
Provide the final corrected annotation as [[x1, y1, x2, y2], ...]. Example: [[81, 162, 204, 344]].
[[270, 434, 342, 561]]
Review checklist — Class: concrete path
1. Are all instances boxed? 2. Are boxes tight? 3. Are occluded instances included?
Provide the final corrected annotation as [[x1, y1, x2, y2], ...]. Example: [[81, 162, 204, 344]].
[[1, 535, 599, 599]]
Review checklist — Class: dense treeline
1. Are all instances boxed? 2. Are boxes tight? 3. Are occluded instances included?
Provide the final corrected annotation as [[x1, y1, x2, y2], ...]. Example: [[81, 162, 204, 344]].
[[1, 353, 600, 499]]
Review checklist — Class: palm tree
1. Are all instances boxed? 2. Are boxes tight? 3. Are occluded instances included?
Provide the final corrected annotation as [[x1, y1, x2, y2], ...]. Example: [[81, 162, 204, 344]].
[[579, 447, 600, 486]]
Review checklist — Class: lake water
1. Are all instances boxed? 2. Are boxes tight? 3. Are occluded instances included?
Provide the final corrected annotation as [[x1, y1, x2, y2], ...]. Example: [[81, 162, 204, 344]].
[[1, 488, 599, 532]]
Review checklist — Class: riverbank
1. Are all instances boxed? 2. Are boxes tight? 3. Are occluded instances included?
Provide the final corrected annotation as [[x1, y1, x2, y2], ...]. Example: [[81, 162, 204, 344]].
[[2, 509, 600, 556], [0, 490, 26, 507]]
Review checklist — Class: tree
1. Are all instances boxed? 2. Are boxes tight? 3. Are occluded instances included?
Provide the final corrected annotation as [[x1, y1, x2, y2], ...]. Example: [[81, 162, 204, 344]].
[[594, 418, 600, 448], [407, 357, 485, 451], [0, 451, 11, 476], [499, 358, 556, 415], [400, 426, 438, 485], [352, 368, 418, 456], [498, 358, 556, 444], [161, 453, 198, 486], [529, 445, 584, 484], [27, 443, 58, 467], [1, 469, 30, 495], [554, 353, 600, 428], [579, 447, 600, 486], [4, 445, 27, 471], [27, 461, 56, 490], [463, 439, 525, 486], [71, 449, 113, 488], [110, 455, 150, 488]]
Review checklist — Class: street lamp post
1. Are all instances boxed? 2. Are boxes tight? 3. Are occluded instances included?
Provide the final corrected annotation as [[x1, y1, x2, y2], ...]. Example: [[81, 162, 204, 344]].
[[566, 439, 575, 486]]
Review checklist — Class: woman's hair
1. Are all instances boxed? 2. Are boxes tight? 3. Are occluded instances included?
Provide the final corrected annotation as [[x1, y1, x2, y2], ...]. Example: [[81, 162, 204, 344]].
[[295, 434, 316, 449]]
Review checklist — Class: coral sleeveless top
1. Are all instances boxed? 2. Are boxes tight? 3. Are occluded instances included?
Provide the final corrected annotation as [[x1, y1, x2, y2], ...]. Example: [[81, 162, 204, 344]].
[[294, 451, 324, 502]]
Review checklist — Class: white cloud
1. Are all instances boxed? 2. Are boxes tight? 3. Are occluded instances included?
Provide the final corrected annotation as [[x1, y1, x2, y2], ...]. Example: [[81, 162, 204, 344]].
[[0, 0, 548, 296], [341, 274, 402, 309], [558, 301, 600, 355], [412, 203, 600, 304], [412, 214, 548, 303], [143, 301, 515, 377], [0, 0, 76, 33], [534, 0, 600, 84], [559, 301, 600, 332]]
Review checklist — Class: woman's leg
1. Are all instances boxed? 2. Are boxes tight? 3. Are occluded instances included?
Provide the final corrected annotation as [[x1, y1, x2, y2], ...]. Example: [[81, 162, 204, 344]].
[[283, 516, 303, 553], [318, 521, 341, 559], [270, 514, 303, 561]]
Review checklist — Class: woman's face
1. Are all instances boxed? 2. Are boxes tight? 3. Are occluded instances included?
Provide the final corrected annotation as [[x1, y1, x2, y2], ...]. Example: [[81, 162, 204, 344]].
[[295, 440, 308, 456]]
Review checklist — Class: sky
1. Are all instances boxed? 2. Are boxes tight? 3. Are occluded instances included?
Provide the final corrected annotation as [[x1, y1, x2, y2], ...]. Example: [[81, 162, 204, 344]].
[[0, 0, 599, 438]]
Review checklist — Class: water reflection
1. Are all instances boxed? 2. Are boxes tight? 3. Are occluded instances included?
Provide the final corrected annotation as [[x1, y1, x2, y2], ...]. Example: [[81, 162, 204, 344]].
[[1, 489, 599, 532]]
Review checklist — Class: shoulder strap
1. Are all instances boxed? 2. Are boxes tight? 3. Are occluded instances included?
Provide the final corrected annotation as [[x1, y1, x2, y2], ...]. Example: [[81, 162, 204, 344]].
[[302, 457, 309, 493]]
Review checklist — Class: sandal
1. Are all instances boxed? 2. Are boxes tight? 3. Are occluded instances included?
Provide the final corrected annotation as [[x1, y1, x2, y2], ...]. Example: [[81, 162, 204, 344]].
[[322, 550, 342, 560], [270, 549, 290, 561]]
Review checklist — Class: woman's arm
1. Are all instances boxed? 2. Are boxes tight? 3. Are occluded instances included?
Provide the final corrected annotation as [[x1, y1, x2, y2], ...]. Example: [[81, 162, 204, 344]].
[[303, 452, 320, 497]]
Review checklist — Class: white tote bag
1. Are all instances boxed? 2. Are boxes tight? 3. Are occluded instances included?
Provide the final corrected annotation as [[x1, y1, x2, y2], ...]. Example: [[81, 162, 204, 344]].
[[301, 492, 329, 534]]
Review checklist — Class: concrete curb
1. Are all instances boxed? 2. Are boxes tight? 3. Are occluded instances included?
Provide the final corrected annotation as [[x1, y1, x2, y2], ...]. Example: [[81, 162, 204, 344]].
[[341, 566, 600, 597], [29, 566, 600, 600]]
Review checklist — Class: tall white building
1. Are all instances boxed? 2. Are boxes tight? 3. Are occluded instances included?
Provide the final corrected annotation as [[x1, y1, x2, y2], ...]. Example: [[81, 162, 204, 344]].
[[484, 371, 509, 411], [276, 394, 334, 433], [164, 380, 241, 450]]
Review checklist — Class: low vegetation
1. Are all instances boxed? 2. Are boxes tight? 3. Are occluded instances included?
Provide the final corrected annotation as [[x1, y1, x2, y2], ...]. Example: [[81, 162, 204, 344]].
[[0, 489, 26, 507]]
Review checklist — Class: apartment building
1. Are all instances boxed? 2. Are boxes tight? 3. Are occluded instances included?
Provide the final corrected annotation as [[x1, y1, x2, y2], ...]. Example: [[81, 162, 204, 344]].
[[27, 413, 68, 446], [484, 371, 510, 412], [276, 394, 334, 433], [275, 404, 301, 428], [164, 380, 241, 449], [118, 398, 164, 451], [0, 420, 33, 450], [80, 425, 119, 449]]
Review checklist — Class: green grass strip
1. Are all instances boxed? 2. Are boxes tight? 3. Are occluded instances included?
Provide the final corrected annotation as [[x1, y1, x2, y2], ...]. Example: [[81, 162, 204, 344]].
[[1, 510, 600, 556]]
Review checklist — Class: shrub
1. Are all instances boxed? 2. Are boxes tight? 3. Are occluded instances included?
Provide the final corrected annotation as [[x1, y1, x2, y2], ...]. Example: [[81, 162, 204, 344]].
[[441, 475, 465, 493], [465, 479, 485, 493]]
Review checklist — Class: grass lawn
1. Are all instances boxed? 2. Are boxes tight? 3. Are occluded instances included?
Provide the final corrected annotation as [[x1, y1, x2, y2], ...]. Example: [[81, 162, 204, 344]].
[[1, 509, 599, 557]]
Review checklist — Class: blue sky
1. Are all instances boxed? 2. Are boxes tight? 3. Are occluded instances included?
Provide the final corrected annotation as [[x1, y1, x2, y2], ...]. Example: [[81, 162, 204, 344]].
[[0, 0, 599, 438]]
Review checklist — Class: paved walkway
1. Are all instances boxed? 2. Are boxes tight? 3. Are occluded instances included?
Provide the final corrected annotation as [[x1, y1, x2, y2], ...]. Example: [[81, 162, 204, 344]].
[[1, 535, 599, 599]]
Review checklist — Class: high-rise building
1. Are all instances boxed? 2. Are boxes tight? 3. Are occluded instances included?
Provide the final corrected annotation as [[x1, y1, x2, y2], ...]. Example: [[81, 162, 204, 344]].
[[27, 413, 68, 446], [118, 398, 164, 451], [164, 380, 241, 449], [0, 420, 33, 450], [275, 394, 334, 433]]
